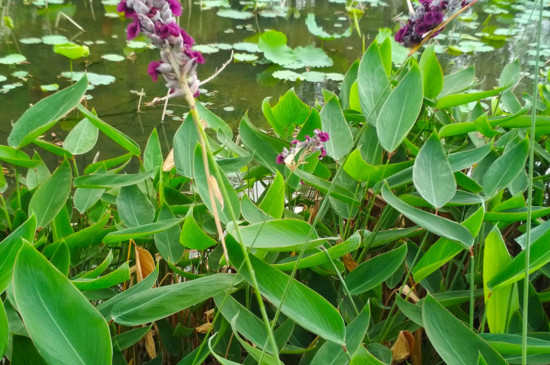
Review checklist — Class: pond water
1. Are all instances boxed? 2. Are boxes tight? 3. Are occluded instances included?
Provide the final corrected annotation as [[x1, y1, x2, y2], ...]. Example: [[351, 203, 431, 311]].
[[0, 0, 549, 156]]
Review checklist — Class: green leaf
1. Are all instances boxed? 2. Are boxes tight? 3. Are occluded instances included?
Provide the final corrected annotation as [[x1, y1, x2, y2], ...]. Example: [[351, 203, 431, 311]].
[[345, 244, 407, 295], [73, 187, 104, 214], [344, 148, 413, 183], [53, 42, 90, 59], [305, 13, 352, 41], [269, 89, 311, 138], [50, 240, 70, 275], [0, 299, 7, 358], [437, 86, 508, 109], [173, 115, 199, 178], [113, 325, 152, 351], [419, 45, 443, 99], [103, 218, 182, 243], [239, 116, 286, 173], [13, 244, 112, 365], [144, 128, 163, 172], [117, 184, 155, 228], [154, 204, 184, 264], [53, 211, 113, 250], [413, 206, 484, 282], [499, 60, 520, 89], [413, 133, 456, 208], [377, 63, 423, 152], [0, 146, 40, 168], [439, 66, 475, 97], [28, 159, 72, 228], [422, 294, 508, 365], [274, 231, 361, 271], [74, 171, 152, 188], [483, 227, 518, 333], [482, 138, 528, 197], [77, 104, 140, 155], [448, 143, 493, 171], [258, 30, 297, 66], [110, 274, 236, 326], [10, 335, 47, 365], [8, 75, 88, 148], [381, 183, 473, 248], [311, 302, 370, 364], [480, 333, 550, 364], [62, 118, 99, 155], [358, 41, 390, 125], [229, 314, 283, 365], [226, 219, 327, 252], [72, 262, 130, 291], [259, 171, 285, 219], [294, 46, 333, 68], [320, 96, 353, 161], [340, 60, 359, 110], [350, 346, 385, 365], [179, 207, 217, 250], [226, 235, 346, 345]]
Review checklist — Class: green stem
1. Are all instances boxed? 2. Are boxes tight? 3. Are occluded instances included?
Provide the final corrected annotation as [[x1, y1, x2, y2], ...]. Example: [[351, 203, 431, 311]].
[[470, 248, 475, 330], [523, 1, 544, 363], [320, 246, 359, 316]]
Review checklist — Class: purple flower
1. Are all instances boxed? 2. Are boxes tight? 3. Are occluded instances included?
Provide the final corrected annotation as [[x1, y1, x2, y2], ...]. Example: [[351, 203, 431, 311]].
[[156, 22, 181, 39], [127, 17, 141, 40], [414, 21, 431, 35], [276, 153, 285, 164], [319, 147, 327, 159], [186, 50, 204, 64], [180, 29, 195, 46], [315, 130, 330, 142], [147, 61, 162, 81], [117, 0, 135, 17], [395, 25, 409, 43], [419, 0, 431, 4], [166, 0, 183, 16]]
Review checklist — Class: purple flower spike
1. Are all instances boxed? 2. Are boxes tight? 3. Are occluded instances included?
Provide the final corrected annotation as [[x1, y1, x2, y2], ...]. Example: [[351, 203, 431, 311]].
[[319, 147, 327, 159], [186, 50, 205, 64], [318, 132, 330, 142], [395, 25, 408, 43], [180, 29, 195, 46], [117, 0, 135, 17], [276, 154, 285, 164], [127, 17, 141, 40], [166, 0, 183, 16], [147, 61, 162, 81]]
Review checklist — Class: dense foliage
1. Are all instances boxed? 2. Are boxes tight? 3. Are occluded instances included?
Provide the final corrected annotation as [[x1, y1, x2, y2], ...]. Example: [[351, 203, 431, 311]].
[[1, 1, 550, 365]]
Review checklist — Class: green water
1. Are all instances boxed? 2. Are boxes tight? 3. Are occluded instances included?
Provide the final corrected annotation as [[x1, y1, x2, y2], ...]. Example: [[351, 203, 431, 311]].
[[0, 0, 548, 154]]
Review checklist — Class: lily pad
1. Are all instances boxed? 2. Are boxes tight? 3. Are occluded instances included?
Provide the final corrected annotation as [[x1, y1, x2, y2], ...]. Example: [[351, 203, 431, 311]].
[[0, 54, 27, 65], [305, 14, 352, 40], [40, 84, 60, 92], [101, 54, 125, 62], [234, 53, 258, 62], [200, 0, 230, 8], [32, 0, 65, 5], [42, 35, 69, 45], [217, 9, 253, 19], [12, 71, 29, 79], [61, 72, 115, 86], [20, 37, 43, 44], [126, 40, 149, 49], [54, 43, 90, 60], [0, 75, 6, 83], [294, 45, 333, 68], [192, 44, 220, 54], [233, 42, 260, 53]]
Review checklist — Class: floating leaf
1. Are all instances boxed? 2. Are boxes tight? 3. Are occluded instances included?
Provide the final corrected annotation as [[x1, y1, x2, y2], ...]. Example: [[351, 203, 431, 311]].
[[259, 30, 297, 67], [305, 13, 352, 40], [217, 9, 253, 19], [0, 54, 26, 65], [101, 54, 125, 62], [54, 43, 90, 60], [40, 84, 59, 92]]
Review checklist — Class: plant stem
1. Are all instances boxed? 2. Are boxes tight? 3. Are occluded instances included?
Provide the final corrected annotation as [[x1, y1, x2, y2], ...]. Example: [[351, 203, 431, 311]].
[[470, 248, 475, 330]]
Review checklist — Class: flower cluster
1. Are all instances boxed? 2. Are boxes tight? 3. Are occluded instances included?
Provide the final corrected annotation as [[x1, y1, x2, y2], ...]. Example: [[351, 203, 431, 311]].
[[395, 0, 470, 47], [276, 129, 330, 166], [117, 0, 203, 97]]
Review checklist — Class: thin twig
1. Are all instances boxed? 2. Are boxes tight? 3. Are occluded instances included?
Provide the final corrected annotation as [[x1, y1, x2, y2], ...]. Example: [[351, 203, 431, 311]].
[[55, 11, 85, 32], [199, 51, 234, 86]]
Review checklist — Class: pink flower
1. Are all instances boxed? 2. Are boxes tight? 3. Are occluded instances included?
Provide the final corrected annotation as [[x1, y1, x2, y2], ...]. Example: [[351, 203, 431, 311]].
[[127, 17, 141, 40], [147, 61, 162, 81], [166, 0, 183, 16]]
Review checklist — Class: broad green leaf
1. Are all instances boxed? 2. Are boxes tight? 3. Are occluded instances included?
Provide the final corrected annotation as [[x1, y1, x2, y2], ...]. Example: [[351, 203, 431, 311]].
[[358, 41, 390, 125], [73, 188, 104, 214], [274, 231, 361, 270], [179, 208, 217, 250], [413, 206, 484, 282], [437, 86, 507, 109], [259, 171, 285, 219], [84, 153, 133, 174], [173, 115, 199, 178], [419, 45, 443, 99], [241, 194, 271, 224], [294, 46, 333, 68], [311, 302, 370, 364], [258, 30, 296, 66], [0, 299, 7, 358], [294, 169, 359, 205], [345, 244, 407, 295], [50, 240, 70, 275], [226, 235, 346, 345], [103, 218, 182, 243], [113, 325, 152, 351], [143, 128, 163, 172], [197, 102, 233, 138], [320, 96, 353, 161], [269, 89, 311, 137], [422, 294, 508, 365], [499, 60, 520, 89], [480, 333, 550, 364], [34, 138, 73, 158], [483, 227, 518, 333], [193, 144, 240, 225], [0, 215, 36, 293], [439, 66, 475, 97], [154, 204, 184, 264], [28, 159, 72, 228], [487, 228, 550, 291], [10, 335, 47, 365], [482, 138, 528, 197], [54, 211, 113, 251], [0, 146, 40, 168], [74, 171, 152, 188], [117, 184, 155, 228], [413, 133, 456, 208], [350, 347, 385, 365], [53, 42, 90, 59], [26, 154, 51, 190], [226, 219, 327, 252], [111, 274, 236, 326], [13, 244, 112, 365], [8, 75, 88, 148], [448, 143, 493, 171], [377, 63, 423, 152], [72, 262, 130, 291], [63, 118, 99, 155], [343, 148, 413, 183], [78, 251, 114, 279], [340, 60, 359, 110], [77, 104, 140, 155], [98, 265, 158, 318], [239, 115, 286, 173], [305, 13, 352, 40], [229, 314, 283, 365], [381, 183, 474, 248]]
